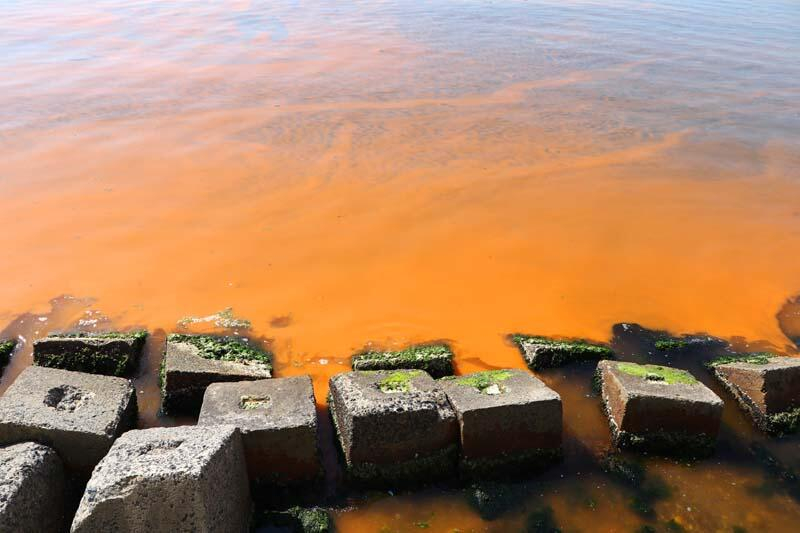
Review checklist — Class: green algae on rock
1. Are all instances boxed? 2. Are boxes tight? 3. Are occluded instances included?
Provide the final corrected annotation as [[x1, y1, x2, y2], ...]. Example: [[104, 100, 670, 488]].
[[511, 334, 613, 370], [0, 339, 17, 369], [706, 352, 773, 368], [351, 343, 454, 378], [441, 369, 513, 394], [260, 506, 333, 533], [161, 334, 273, 415], [32, 331, 147, 377], [616, 362, 698, 385], [376, 370, 422, 393]]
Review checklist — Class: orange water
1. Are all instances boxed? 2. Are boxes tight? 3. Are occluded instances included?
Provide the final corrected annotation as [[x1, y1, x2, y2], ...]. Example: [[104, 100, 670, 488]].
[[1, 1, 800, 530]]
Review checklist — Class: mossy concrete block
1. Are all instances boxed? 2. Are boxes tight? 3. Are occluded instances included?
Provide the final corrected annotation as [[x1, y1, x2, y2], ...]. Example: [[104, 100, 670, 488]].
[[198, 376, 320, 485], [33, 331, 147, 377], [0, 339, 17, 370], [0, 442, 65, 533], [597, 361, 723, 456], [351, 343, 454, 378], [71, 425, 251, 533], [712, 356, 800, 434], [439, 369, 562, 477], [512, 335, 613, 370], [0, 366, 137, 473], [329, 370, 458, 486], [161, 334, 273, 415]]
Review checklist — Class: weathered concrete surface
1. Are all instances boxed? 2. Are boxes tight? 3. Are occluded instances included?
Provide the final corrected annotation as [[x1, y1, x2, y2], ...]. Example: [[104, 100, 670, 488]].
[[198, 376, 320, 485], [33, 331, 147, 377], [161, 335, 272, 414], [329, 370, 458, 486], [713, 356, 800, 433], [512, 335, 613, 370], [351, 343, 454, 378], [71, 425, 251, 533], [439, 369, 562, 476], [0, 442, 65, 533], [0, 366, 137, 473], [597, 360, 723, 455]]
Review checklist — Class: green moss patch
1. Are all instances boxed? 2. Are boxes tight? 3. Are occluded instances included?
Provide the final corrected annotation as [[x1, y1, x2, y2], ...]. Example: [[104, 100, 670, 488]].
[[0, 339, 16, 367], [377, 370, 422, 393], [260, 506, 332, 533], [167, 334, 272, 368], [707, 352, 774, 368], [443, 370, 513, 394], [52, 330, 148, 341], [769, 408, 800, 435], [352, 343, 454, 377], [511, 334, 613, 370], [617, 363, 697, 385]]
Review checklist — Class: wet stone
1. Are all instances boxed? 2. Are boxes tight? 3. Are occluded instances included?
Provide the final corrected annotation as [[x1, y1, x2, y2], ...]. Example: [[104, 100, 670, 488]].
[[351, 343, 455, 378], [439, 369, 562, 477], [71, 425, 251, 533], [512, 335, 613, 370], [711, 355, 800, 434], [33, 331, 147, 377], [328, 370, 458, 486], [160, 334, 273, 415], [0, 442, 65, 533], [0, 366, 137, 473], [198, 376, 321, 485], [597, 360, 723, 456], [0, 339, 16, 371]]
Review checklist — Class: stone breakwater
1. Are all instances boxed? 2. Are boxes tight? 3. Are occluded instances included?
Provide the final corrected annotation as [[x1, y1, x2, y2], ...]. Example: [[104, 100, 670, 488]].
[[0, 331, 799, 532]]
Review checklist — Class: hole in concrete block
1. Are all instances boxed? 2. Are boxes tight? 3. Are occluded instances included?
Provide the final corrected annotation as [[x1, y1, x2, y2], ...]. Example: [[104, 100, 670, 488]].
[[140, 440, 184, 456], [240, 395, 270, 410], [43, 385, 95, 412]]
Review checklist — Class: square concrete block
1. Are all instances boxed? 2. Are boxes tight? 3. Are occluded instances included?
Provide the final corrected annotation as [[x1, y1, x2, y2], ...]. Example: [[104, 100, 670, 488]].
[[439, 369, 562, 476], [0, 442, 65, 533], [597, 361, 723, 456], [198, 376, 320, 485], [33, 331, 147, 377], [512, 335, 613, 370], [711, 355, 800, 434], [161, 334, 273, 415], [0, 366, 137, 473], [71, 425, 251, 533], [351, 343, 455, 378], [329, 370, 458, 486]]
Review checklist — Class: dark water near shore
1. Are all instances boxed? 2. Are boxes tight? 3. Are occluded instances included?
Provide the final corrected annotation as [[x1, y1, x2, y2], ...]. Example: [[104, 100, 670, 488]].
[[2, 1, 800, 531]]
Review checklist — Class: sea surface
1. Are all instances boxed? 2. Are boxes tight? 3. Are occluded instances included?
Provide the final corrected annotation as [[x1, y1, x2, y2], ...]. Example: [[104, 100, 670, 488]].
[[1, 1, 799, 531]]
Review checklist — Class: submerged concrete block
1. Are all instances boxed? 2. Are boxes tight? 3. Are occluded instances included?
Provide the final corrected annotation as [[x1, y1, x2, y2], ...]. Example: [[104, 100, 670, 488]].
[[597, 360, 723, 456], [33, 331, 147, 377], [198, 376, 320, 485], [71, 425, 251, 533], [711, 354, 800, 434], [0, 366, 137, 473], [161, 334, 273, 414], [512, 335, 613, 370], [0, 442, 65, 533], [439, 369, 562, 476], [351, 343, 454, 378], [329, 370, 458, 486]]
